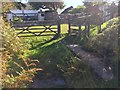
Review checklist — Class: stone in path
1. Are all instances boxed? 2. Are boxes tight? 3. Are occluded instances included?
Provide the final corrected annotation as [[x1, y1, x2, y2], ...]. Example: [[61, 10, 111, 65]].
[[67, 44, 113, 81]]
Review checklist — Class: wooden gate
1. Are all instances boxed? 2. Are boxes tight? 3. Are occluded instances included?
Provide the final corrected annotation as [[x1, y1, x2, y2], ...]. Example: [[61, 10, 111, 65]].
[[12, 20, 61, 37]]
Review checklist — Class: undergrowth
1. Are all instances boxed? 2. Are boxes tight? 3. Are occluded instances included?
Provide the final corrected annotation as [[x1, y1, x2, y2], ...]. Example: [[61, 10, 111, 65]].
[[1, 2, 42, 88]]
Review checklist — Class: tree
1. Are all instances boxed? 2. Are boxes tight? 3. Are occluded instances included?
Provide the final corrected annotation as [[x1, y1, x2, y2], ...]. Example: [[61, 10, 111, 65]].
[[83, 2, 92, 7], [109, 2, 118, 18], [29, 2, 65, 11], [14, 2, 26, 10], [2, 2, 15, 12], [83, 1, 107, 6], [118, 1, 120, 16], [68, 5, 86, 14]]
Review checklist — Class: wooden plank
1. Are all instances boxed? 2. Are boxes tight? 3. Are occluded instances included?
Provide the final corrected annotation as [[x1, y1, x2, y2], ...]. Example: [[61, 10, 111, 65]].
[[14, 20, 57, 24], [16, 27, 57, 30], [18, 34, 56, 37], [13, 20, 58, 28], [59, 19, 68, 24], [70, 24, 79, 27], [16, 31, 57, 34], [71, 28, 79, 31]]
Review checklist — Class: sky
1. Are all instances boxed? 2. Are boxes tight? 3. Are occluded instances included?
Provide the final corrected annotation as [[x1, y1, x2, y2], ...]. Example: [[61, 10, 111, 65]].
[[64, 0, 84, 7], [64, 0, 118, 7], [21, 0, 84, 7], [21, 0, 118, 8]]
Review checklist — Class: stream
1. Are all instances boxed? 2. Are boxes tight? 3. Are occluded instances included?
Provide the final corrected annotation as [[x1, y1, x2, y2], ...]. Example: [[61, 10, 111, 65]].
[[29, 71, 67, 88]]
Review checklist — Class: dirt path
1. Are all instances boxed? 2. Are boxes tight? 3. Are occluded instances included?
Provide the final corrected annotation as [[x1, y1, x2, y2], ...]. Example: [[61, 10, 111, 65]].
[[67, 44, 113, 81]]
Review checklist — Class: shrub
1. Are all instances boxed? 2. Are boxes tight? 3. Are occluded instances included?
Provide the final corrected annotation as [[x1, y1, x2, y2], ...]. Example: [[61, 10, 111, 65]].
[[85, 17, 119, 57], [1, 16, 42, 88]]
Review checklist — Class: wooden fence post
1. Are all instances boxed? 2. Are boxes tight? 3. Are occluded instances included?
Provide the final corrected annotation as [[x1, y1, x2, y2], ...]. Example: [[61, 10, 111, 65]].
[[68, 17, 71, 34], [87, 21, 90, 37], [98, 24, 102, 34], [85, 24, 87, 35], [57, 16, 61, 37], [78, 24, 82, 36]]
